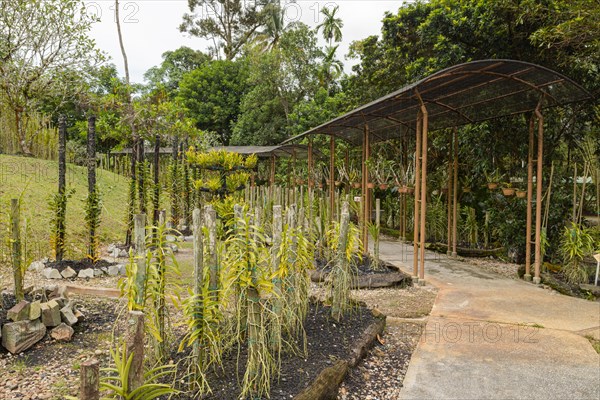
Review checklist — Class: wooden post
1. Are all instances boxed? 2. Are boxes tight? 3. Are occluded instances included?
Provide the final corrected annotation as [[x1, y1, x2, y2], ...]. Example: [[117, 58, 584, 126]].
[[533, 107, 544, 284], [192, 208, 204, 366], [446, 130, 453, 256], [10, 199, 23, 302], [329, 136, 335, 222], [134, 214, 147, 307], [153, 134, 160, 227], [332, 201, 350, 321], [452, 128, 459, 257], [413, 115, 422, 279], [80, 359, 100, 400], [308, 137, 313, 190], [87, 116, 97, 260], [362, 125, 370, 253], [418, 100, 429, 283], [126, 311, 145, 392], [374, 198, 380, 266], [56, 115, 67, 262], [205, 205, 218, 304], [525, 115, 534, 281], [271, 205, 283, 352]]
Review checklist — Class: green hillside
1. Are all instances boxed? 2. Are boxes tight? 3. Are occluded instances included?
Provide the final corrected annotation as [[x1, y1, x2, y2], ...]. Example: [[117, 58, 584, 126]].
[[0, 155, 129, 261]]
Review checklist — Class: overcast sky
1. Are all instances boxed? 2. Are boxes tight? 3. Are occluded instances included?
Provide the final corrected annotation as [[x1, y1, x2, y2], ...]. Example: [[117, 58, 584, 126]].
[[86, 1, 405, 83]]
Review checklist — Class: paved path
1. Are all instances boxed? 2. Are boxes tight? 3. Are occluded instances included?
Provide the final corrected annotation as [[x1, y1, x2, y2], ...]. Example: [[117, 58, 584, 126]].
[[377, 240, 600, 400]]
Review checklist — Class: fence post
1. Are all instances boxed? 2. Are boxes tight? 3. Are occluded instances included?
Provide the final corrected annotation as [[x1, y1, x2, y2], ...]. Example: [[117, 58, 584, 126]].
[[10, 199, 23, 302], [126, 310, 145, 391], [134, 214, 147, 306], [80, 358, 100, 400]]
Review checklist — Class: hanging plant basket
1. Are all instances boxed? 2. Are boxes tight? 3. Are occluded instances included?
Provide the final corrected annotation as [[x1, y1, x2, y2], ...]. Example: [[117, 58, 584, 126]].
[[400, 186, 414, 194], [352, 182, 361, 189], [367, 182, 376, 189], [516, 190, 527, 198], [378, 183, 389, 190], [335, 180, 342, 187], [502, 187, 515, 196], [487, 182, 499, 190]]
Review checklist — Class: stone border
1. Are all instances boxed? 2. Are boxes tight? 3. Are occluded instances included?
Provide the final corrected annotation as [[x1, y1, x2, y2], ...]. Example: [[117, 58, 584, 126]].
[[28, 260, 127, 280], [294, 309, 386, 400]]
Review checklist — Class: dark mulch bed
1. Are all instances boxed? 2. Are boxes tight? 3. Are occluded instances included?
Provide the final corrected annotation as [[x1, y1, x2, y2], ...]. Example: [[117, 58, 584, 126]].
[[172, 301, 378, 399], [45, 259, 116, 273], [316, 255, 399, 276]]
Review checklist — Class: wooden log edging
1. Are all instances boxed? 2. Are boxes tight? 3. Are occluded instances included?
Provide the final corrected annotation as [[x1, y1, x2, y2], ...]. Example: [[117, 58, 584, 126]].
[[310, 269, 411, 289], [294, 311, 387, 400]]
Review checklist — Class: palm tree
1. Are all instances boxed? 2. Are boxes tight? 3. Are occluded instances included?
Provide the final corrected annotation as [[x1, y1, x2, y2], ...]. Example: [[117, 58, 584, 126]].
[[316, 5, 343, 47], [319, 45, 343, 88], [256, 2, 287, 51]]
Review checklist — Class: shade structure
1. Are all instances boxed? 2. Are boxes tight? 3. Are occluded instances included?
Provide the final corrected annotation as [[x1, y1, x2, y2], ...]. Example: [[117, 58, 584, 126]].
[[282, 59, 592, 145], [209, 144, 320, 159]]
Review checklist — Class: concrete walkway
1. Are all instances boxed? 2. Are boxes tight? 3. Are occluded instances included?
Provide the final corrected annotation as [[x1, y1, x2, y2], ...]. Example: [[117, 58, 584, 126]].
[[378, 240, 600, 400]]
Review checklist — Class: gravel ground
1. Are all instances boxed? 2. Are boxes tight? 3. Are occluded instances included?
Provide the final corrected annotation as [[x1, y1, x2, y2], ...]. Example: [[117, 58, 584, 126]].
[[328, 283, 437, 399], [462, 257, 520, 280]]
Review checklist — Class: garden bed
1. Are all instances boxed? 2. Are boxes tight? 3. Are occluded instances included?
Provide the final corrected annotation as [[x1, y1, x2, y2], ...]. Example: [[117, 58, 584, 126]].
[[172, 300, 385, 399], [311, 256, 411, 289]]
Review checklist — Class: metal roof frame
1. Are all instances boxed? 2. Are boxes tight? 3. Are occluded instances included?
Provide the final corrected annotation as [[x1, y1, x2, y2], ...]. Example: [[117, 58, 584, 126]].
[[282, 59, 592, 146]]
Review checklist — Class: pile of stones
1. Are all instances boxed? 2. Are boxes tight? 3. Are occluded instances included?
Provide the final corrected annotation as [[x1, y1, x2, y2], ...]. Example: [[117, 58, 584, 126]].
[[28, 259, 126, 280], [1, 286, 82, 354]]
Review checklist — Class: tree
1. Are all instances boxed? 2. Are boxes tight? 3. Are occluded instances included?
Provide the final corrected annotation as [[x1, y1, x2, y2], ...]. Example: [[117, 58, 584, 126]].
[[232, 23, 322, 145], [144, 46, 210, 94], [178, 60, 248, 144], [0, 0, 103, 155], [180, 0, 275, 60], [316, 5, 343, 47]]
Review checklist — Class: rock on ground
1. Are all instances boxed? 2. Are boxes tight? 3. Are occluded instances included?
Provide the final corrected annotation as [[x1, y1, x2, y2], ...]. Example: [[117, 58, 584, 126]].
[[1, 320, 46, 354]]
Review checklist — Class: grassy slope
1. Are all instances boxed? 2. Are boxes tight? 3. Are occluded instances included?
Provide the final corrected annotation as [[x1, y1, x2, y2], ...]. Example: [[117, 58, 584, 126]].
[[0, 154, 129, 261]]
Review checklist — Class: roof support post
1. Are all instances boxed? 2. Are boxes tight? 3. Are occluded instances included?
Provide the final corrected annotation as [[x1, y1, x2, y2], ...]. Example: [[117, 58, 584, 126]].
[[362, 124, 370, 253], [418, 100, 429, 284], [412, 113, 422, 279], [525, 115, 534, 281], [452, 127, 459, 258], [534, 106, 544, 284], [330, 136, 335, 222], [447, 129, 453, 256], [270, 155, 276, 200]]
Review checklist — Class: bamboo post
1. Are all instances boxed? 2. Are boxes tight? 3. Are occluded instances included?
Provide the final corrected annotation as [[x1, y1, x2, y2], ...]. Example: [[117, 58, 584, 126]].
[[10, 199, 23, 302], [533, 107, 544, 284], [79, 359, 100, 400], [525, 115, 534, 281], [452, 128, 459, 257], [56, 115, 67, 262], [572, 163, 578, 223], [205, 205, 218, 304], [192, 208, 204, 366], [133, 214, 147, 306], [153, 134, 160, 227], [413, 115, 422, 279], [126, 311, 145, 392], [418, 99, 429, 283]]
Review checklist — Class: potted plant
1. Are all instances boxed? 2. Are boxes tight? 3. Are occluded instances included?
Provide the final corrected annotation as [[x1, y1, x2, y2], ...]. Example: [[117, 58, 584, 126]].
[[501, 182, 515, 196], [515, 188, 527, 198], [485, 168, 502, 189]]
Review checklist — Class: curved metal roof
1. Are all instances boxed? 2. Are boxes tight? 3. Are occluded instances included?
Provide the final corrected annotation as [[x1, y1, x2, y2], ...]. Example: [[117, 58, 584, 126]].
[[209, 144, 321, 159], [282, 59, 593, 145]]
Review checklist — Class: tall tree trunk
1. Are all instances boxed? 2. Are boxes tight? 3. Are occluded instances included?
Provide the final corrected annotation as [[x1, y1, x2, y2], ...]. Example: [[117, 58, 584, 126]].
[[15, 108, 32, 156], [10, 199, 23, 302]]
